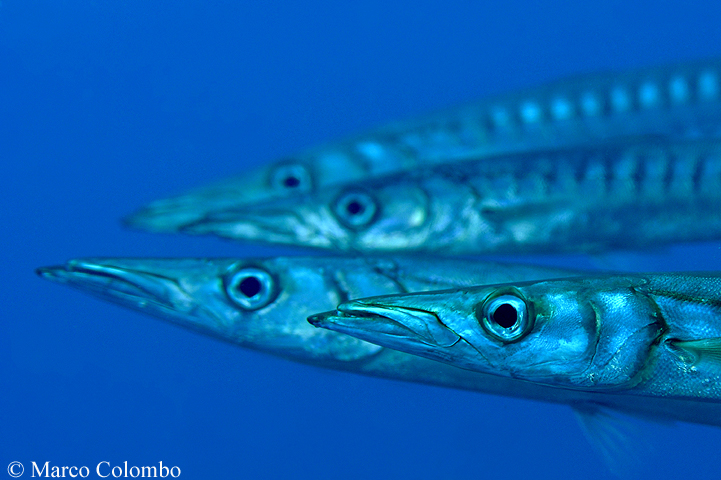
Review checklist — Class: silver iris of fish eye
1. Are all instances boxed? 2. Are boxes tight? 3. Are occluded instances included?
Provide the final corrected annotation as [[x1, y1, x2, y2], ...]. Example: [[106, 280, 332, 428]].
[[224, 265, 278, 310], [333, 190, 378, 228], [476, 290, 534, 342], [270, 162, 312, 191]]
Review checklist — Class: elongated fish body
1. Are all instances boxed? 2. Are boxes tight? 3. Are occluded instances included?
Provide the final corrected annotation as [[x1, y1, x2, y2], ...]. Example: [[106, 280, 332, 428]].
[[37, 256, 576, 371], [38, 260, 721, 427], [180, 140, 721, 254], [128, 59, 721, 234], [311, 273, 721, 408], [37, 256, 635, 414]]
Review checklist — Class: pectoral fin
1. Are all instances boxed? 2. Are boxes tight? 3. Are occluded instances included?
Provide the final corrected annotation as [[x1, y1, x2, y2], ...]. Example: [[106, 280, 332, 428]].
[[670, 337, 721, 366], [572, 403, 651, 479]]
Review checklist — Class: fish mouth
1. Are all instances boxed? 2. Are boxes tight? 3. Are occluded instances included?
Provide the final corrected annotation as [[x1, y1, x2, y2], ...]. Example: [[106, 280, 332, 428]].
[[308, 299, 460, 349], [175, 205, 342, 249], [124, 202, 206, 233], [37, 259, 188, 313], [123, 177, 262, 233], [127, 185, 350, 249]]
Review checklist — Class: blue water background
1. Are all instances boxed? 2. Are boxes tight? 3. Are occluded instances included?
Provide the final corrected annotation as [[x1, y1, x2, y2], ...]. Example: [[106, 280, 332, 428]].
[[4, 1, 721, 478]]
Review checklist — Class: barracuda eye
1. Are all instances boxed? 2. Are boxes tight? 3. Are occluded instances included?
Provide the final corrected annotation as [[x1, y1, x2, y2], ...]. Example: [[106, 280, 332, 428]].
[[269, 162, 312, 192], [477, 291, 534, 343], [224, 266, 278, 311], [333, 190, 378, 228]]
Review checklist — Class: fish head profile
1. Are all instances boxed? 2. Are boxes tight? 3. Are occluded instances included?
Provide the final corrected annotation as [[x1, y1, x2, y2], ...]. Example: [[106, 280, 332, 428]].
[[36, 257, 385, 364], [125, 159, 316, 233], [311, 276, 664, 390], [124, 143, 413, 235], [171, 171, 469, 252]]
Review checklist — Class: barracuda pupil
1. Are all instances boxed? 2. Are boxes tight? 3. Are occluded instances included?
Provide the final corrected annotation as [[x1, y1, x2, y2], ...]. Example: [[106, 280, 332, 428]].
[[347, 201, 364, 215], [333, 191, 377, 228], [283, 176, 300, 188], [492, 303, 518, 328], [239, 276, 262, 297]]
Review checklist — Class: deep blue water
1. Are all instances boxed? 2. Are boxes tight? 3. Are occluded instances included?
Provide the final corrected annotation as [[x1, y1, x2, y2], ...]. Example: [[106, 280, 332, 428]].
[[4, 1, 721, 479]]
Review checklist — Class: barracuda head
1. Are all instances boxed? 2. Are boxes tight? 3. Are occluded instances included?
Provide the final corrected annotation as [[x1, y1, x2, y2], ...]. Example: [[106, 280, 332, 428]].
[[36, 257, 385, 364], [157, 171, 471, 252], [311, 276, 664, 390], [124, 145, 409, 235], [125, 161, 313, 233]]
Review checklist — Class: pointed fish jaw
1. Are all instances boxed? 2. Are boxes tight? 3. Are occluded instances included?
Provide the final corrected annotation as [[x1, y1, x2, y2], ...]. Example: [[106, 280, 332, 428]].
[[125, 201, 210, 234], [36, 258, 225, 332], [178, 202, 350, 249], [37, 257, 385, 363], [306, 296, 496, 370], [124, 148, 364, 235], [38, 260, 175, 305], [124, 171, 277, 233], [309, 300, 459, 346]]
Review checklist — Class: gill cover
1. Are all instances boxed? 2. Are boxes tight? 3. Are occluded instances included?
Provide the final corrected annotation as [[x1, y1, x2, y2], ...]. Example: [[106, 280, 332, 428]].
[[464, 279, 664, 389]]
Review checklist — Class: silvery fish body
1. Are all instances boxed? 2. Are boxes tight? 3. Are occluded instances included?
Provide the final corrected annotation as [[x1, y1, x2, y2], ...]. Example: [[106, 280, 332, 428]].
[[311, 272, 721, 425], [36, 256, 575, 376], [127, 59, 721, 235], [38, 259, 721, 426], [179, 140, 721, 254]]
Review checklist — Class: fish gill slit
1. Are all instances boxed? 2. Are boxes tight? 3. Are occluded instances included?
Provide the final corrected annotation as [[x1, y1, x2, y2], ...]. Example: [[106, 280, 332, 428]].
[[374, 265, 409, 294], [362, 257, 410, 295], [586, 298, 604, 380], [631, 285, 669, 336], [326, 270, 352, 304]]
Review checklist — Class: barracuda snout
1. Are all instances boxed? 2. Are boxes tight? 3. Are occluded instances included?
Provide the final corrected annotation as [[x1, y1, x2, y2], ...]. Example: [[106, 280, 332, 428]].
[[37, 260, 180, 308], [309, 298, 460, 348]]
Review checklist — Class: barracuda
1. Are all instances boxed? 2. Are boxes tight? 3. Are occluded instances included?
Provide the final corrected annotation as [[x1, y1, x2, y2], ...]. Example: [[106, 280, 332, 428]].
[[36, 256, 575, 375], [127, 59, 721, 235], [311, 273, 721, 426], [175, 140, 721, 254], [38, 258, 721, 428]]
